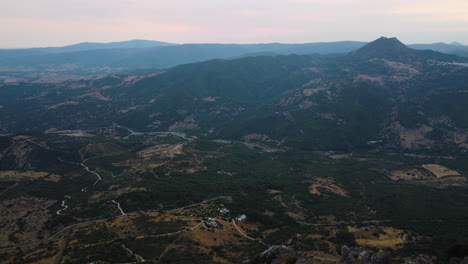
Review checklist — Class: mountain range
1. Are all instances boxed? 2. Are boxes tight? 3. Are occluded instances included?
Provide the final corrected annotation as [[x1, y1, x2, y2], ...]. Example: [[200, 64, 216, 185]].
[[1, 38, 467, 77], [1, 37, 467, 152]]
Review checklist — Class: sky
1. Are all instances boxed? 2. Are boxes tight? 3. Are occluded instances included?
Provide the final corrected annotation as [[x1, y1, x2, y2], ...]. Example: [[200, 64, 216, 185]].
[[1, 0, 468, 48]]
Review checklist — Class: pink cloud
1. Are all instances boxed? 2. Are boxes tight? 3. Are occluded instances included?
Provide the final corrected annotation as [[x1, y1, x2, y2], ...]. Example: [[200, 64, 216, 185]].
[[0, 16, 205, 34], [238, 9, 260, 16], [248, 27, 306, 37]]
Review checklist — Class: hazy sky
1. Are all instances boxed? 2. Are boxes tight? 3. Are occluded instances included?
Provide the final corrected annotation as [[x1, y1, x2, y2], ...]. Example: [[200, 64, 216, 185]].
[[1, 0, 468, 48]]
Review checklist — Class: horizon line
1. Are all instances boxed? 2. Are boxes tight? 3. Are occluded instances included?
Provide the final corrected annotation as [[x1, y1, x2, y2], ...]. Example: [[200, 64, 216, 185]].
[[1, 38, 466, 50]]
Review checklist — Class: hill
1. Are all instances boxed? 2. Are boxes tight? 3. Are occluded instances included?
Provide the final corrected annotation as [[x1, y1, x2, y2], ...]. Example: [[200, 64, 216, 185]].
[[30, 39, 176, 53], [1, 37, 467, 152], [0, 41, 365, 77], [2, 38, 468, 78]]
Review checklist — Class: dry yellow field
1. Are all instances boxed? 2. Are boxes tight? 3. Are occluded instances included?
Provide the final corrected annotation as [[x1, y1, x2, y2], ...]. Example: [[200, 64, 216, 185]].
[[348, 226, 403, 250], [138, 143, 185, 158], [422, 164, 461, 178], [355, 238, 402, 249], [440, 176, 467, 186], [190, 219, 240, 247]]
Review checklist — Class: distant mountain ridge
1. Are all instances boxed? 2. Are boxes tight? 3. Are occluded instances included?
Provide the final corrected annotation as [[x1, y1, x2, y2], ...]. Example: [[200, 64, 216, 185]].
[[3, 38, 464, 53], [0, 38, 467, 77], [0, 41, 368, 76], [450, 41, 465, 46], [33, 39, 176, 53]]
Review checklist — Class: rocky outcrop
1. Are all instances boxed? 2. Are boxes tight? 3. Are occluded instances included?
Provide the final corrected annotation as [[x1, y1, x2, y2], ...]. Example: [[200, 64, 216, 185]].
[[340, 246, 390, 264]]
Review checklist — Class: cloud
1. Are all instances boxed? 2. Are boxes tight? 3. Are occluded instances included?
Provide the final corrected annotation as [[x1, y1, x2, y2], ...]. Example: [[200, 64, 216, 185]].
[[387, 0, 468, 21], [248, 27, 306, 36], [235, 9, 260, 16], [0, 16, 205, 34], [0, 0, 467, 47]]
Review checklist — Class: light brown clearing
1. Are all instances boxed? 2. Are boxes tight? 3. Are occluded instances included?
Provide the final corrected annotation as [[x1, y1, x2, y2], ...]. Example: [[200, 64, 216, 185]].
[[303, 86, 326, 96], [277, 96, 298, 106], [47, 101, 79, 109], [67, 83, 87, 89], [267, 189, 282, 194], [0, 171, 60, 182], [217, 171, 236, 176], [287, 211, 306, 221], [439, 176, 467, 186], [190, 219, 241, 247], [299, 99, 316, 109], [202, 96, 220, 102], [118, 106, 138, 113], [0, 66, 34, 72], [348, 226, 404, 250], [60, 132, 95, 137], [452, 131, 468, 149], [242, 142, 285, 153], [302, 78, 322, 87], [168, 121, 199, 131], [308, 177, 349, 197], [383, 60, 420, 75], [320, 113, 336, 120], [306, 67, 321, 73], [243, 133, 270, 141], [123, 75, 140, 83], [354, 75, 385, 85], [138, 143, 185, 159], [0, 76, 28, 84], [56, 130, 95, 137], [390, 166, 466, 187], [329, 154, 351, 160], [392, 122, 434, 149], [89, 187, 147, 202], [81, 142, 126, 157], [76, 92, 112, 101], [33, 73, 86, 83]]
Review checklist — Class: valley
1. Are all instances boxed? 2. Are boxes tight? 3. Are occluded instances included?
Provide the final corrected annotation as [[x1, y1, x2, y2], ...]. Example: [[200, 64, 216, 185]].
[[0, 37, 467, 263], [1, 125, 467, 263]]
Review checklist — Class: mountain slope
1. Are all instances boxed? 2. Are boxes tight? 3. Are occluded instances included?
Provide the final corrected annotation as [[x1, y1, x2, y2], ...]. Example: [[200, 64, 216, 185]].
[[3, 38, 468, 78], [31, 39, 176, 53], [0, 39, 175, 53], [350, 37, 411, 59], [409, 42, 468, 59], [0, 41, 365, 76], [0, 37, 467, 152], [351, 37, 464, 62]]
